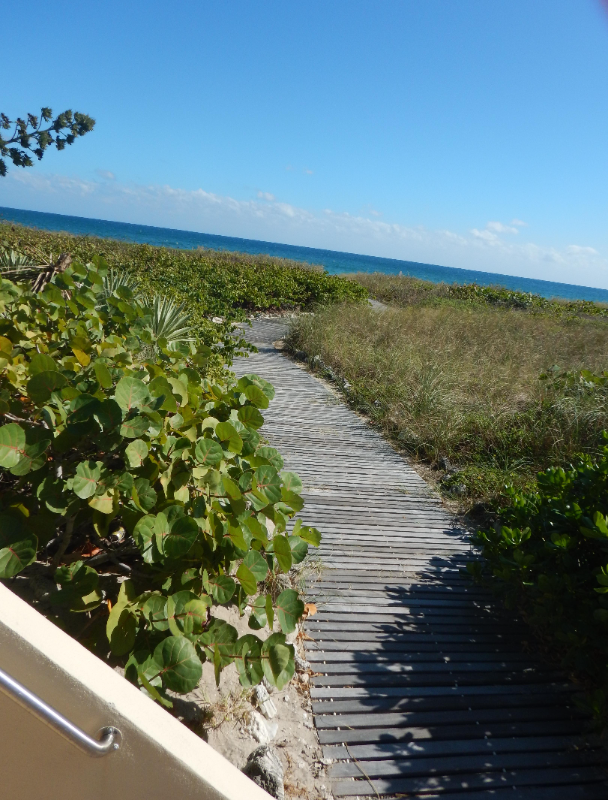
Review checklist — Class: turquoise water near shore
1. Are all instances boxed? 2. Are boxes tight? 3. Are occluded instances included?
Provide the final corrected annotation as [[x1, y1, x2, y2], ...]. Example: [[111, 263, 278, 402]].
[[2, 205, 607, 304]]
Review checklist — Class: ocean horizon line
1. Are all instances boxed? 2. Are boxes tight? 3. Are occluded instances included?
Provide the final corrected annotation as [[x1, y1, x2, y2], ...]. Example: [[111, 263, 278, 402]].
[[1, 205, 607, 304]]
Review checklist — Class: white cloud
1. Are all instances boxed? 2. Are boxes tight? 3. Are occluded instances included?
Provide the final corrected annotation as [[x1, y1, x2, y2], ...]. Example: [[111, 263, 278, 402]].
[[511, 218, 528, 227], [486, 220, 519, 235], [95, 169, 116, 181], [567, 244, 599, 256], [471, 228, 499, 243], [304, 168, 313, 175], [3, 169, 607, 289]]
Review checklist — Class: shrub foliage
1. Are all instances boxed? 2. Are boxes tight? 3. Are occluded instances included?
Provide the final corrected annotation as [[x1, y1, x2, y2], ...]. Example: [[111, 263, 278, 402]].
[[471, 424, 608, 695], [0, 224, 367, 329], [0, 256, 319, 703]]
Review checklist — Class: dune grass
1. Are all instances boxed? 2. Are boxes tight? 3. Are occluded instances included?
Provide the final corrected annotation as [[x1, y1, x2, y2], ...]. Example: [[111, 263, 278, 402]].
[[288, 300, 608, 510]]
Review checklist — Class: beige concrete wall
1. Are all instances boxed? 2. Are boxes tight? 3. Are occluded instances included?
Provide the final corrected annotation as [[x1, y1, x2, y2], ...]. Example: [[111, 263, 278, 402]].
[[0, 582, 270, 800]]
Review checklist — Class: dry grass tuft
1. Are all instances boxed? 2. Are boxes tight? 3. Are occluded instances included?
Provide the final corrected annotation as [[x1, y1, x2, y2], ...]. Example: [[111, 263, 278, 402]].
[[289, 302, 608, 507]]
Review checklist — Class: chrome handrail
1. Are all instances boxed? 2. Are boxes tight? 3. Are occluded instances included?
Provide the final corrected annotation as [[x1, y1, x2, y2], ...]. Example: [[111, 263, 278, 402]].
[[0, 664, 121, 757]]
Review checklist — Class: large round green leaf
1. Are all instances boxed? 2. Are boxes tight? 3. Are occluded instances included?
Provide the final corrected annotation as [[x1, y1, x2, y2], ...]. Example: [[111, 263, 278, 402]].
[[273, 534, 293, 573], [243, 549, 269, 582], [254, 465, 282, 504], [203, 572, 236, 604], [276, 589, 305, 634], [215, 421, 243, 454], [153, 636, 202, 693], [0, 538, 37, 578], [0, 423, 26, 468], [28, 353, 58, 375], [125, 438, 148, 468], [234, 634, 264, 687], [237, 405, 264, 429], [194, 438, 224, 466], [26, 371, 67, 404], [73, 460, 103, 499], [120, 414, 149, 439], [261, 633, 294, 690], [243, 384, 269, 409], [158, 515, 198, 559], [236, 563, 257, 596], [95, 399, 123, 431], [114, 377, 150, 411], [281, 471, 303, 494]]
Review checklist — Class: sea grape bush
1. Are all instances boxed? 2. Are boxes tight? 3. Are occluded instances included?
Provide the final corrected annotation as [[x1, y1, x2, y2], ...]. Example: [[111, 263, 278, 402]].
[[471, 431, 608, 691], [0, 255, 320, 704]]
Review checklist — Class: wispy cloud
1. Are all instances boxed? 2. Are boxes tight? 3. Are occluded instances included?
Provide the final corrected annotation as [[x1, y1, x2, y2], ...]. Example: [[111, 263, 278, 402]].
[[486, 220, 519, 235], [303, 168, 313, 175], [95, 169, 116, 181], [4, 170, 607, 288]]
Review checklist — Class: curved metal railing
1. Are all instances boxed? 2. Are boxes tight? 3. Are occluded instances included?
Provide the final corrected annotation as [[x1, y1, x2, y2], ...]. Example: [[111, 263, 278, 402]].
[[0, 664, 121, 757]]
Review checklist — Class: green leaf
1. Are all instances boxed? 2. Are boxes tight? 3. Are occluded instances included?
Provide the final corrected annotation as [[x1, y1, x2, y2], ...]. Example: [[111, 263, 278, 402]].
[[158, 515, 199, 559], [298, 525, 322, 547], [276, 589, 305, 634], [234, 634, 264, 687], [236, 563, 258, 596], [281, 471, 303, 494], [262, 632, 294, 690], [28, 353, 58, 375], [168, 591, 210, 637], [194, 438, 224, 466], [132, 478, 157, 512], [73, 460, 103, 499], [289, 535, 309, 564], [153, 636, 202, 693], [216, 421, 243, 453], [257, 447, 284, 470], [0, 423, 26, 468], [95, 399, 123, 431], [237, 405, 264, 429], [281, 489, 304, 512], [106, 608, 137, 655], [200, 619, 238, 668], [93, 361, 113, 389], [248, 595, 267, 630], [254, 465, 282, 504], [0, 538, 37, 578], [125, 438, 149, 468], [120, 414, 149, 439], [27, 370, 68, 404], [243, 384, 269, 409], [115, 377, 150, 411], [203, 571, 236, 604], [142, 594, 169, 630], [243, 549, 269, 582], [273, 534, 293, 573]]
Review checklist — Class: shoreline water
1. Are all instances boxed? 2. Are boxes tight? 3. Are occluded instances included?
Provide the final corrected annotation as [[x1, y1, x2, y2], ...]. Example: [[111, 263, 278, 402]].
[[1, 204, 607, 304]]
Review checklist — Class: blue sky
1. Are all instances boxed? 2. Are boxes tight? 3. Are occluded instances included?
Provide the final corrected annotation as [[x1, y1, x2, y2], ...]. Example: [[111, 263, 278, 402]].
[[2, 0, 608, 287]]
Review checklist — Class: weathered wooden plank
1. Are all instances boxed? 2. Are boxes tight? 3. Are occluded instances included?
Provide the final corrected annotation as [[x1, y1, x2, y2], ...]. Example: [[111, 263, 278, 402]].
[[234, 322, 604, 798], [331, 766, 608, 797]]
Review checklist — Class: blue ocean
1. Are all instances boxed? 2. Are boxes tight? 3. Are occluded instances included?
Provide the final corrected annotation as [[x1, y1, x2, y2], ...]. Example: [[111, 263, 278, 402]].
[[1, 205, 607, 304]]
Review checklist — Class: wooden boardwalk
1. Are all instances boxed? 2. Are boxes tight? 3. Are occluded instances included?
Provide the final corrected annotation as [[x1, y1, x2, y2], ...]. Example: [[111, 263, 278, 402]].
[[235, 318, 608, 799]]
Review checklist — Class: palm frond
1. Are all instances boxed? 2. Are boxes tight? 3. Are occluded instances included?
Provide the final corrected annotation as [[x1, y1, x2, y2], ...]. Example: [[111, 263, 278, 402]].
[[142, 295, 195, 346]]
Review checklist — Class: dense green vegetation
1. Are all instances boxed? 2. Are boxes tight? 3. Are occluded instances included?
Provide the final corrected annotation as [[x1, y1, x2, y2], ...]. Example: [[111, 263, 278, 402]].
[[0, 223, 367, 339], [351, 271, 608, 319], [288, 301, 608, 510], [471, 434, 608, 710], [0, 253, 320, 704]]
